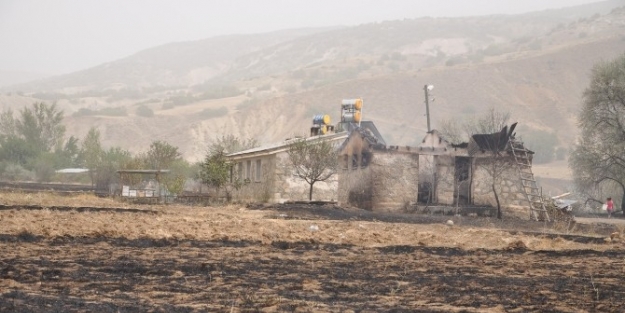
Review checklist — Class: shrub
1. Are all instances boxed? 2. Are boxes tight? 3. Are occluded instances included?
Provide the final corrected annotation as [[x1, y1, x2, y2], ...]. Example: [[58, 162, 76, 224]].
[[136, 105, 154, 117], [196, 85, 242, 100], [72, 108, 95, 117], [0, 162, 34, 181], [236, 98, 259, 110], [73, 107, 127, 117], [197, 107, 228, 119], [167, 94, 195, 106], [98, 107, 127, 116]]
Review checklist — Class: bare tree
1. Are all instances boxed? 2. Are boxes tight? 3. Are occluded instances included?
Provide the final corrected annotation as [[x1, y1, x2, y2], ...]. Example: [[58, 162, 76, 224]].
[[464, 108, 510, 137], [440, 107, 512, 219], [287, 138, 338, 201], [472, 146, 514, 219], [437, 118, 464, 145], [212, 134, 257, 154]]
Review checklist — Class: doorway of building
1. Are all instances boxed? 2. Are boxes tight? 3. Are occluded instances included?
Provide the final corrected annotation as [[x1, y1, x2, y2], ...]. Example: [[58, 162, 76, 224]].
[[454, 157, 471, 205], [418, 155, 437, 204]]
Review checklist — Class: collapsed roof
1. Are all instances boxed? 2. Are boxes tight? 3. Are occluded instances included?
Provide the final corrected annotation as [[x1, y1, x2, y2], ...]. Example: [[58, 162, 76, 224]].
[[337, 121, 387, 153], [468, 122, 528, 155]]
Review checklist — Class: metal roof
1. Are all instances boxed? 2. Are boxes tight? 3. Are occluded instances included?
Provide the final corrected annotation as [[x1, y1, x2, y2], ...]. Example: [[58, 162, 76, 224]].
[[227, 132, 348, 159], [116, 170, 171, 174], [55, 168, 89, 174]]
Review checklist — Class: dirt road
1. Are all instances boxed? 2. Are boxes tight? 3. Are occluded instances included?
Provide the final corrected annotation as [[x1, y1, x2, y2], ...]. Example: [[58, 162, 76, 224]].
[[576, 216, 625, 226]]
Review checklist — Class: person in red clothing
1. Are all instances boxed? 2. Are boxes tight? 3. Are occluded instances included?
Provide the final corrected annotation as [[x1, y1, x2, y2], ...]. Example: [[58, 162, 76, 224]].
[[606, 197, 614, 218]]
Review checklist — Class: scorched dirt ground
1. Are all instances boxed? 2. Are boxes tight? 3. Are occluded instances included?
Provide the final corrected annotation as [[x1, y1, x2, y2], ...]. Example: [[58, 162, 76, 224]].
[[1, 192, 624, 312]]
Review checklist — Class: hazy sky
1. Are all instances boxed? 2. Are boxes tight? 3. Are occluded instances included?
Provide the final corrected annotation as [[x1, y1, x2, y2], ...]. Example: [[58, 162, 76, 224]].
[[0, 0, 603, 75]]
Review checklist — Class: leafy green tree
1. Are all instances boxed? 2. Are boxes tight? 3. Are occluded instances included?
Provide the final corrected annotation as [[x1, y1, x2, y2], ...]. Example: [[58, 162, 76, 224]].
[[103, 147, 133, 168], [54, 136, 81, 168], [95, 146, 134, 189], [120, 154, 148, 186], [0, 109, 16, 138], [287, 138, 338, 201], [15, 102, 65, 153], [80, 127, 104, 185], [0, 102, 66, 169], [32, 152, 59, 182], [570, 52, 625, 214], [164, 159, 192, 195], [198, 135, 257, 201], [145, 140, 181, 170], [142, 140, 186, 195], [199, 147, 233, 197], [0, 135, 37, 167]]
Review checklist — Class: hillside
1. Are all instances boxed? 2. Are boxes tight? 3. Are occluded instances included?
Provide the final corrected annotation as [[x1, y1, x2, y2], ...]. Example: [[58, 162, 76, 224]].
[[1, 1, 625, 166], [8, 27, 336, 91]]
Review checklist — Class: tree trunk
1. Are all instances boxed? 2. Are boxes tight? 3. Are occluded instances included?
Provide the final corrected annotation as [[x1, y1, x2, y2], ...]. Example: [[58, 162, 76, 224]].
[[492, 183, 502, 219], [309, 182, 315, 201]]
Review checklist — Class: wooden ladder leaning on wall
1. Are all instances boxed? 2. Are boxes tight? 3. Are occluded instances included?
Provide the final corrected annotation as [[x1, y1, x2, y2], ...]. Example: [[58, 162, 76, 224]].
[[509, 139, 551, 222]]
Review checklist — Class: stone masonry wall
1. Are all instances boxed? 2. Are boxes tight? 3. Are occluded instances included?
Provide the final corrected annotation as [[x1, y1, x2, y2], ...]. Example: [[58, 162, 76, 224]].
[[232, 152, 339, 203], [274, 152, 338, 202], [370, 152, 419, 211], [231, 155, 276, 203], [339, 151, 419, 212], [338, 165, 374, 210], [472, 158, 527, 207]]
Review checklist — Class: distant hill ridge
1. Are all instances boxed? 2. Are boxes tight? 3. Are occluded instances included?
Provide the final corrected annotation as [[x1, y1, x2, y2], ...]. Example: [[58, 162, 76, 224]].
[[1, 0, 625, 164]]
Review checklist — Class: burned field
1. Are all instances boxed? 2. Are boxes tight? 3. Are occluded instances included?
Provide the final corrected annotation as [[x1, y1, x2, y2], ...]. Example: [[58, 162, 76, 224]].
[[1, 195, 624, 312]]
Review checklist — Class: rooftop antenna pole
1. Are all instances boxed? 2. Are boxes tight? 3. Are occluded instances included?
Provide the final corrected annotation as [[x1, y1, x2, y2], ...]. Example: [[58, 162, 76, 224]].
[[424, 84, 434, 132]]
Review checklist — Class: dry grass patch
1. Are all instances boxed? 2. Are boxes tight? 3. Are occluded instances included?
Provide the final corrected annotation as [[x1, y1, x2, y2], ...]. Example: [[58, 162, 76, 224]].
[[0, 191, 123, 208], [0, 191, 622, 251]]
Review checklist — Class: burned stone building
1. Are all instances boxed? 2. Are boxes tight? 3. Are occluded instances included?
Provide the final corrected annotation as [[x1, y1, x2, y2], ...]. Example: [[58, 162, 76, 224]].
[[337, 125, 419, 211], [338, 122, 543, 217], [224, 94, 543, 219], [421, 123, 536, 208]]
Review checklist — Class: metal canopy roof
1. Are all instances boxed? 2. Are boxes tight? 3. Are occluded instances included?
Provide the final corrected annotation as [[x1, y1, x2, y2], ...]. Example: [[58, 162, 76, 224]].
[[116, 170, 171, 174]]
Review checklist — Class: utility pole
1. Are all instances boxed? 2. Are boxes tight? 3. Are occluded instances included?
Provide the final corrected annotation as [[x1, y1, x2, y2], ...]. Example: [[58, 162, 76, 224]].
[[424, 84, 434, 132]]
